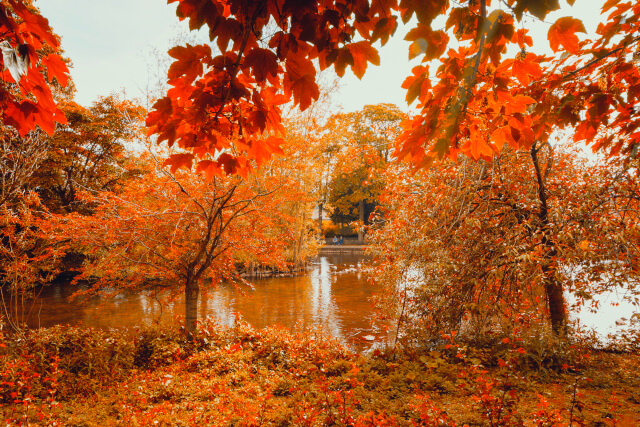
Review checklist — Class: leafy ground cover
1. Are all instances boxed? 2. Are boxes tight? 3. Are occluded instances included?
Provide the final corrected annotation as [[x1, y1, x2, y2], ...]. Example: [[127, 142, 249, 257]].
[[1, 321, 639, 426]]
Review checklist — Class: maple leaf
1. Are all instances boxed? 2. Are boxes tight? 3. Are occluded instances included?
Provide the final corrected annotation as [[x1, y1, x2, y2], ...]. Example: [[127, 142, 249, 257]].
[[243, 48, 278, 82], [490, 127, 508, 152], [195, 159, 221, 179], [4, 99, 37, 136], [164, 153, 194, 173], [333, 48, 354, 78], [213, 17, 242, 53], [402, 65, 429, 105], [512, 54, 542, 86], [348, 42, 380, 79], [289, 73, 319, 111], [168, 44, 211, 84], [42, 54, 69, 87], [400, 0, 448, 25], [405, 25, 448, 61], [284, 54, 319, 110], [216, 152, 240, 175], [547, 17, 585, 54], [511, 0, 560, 20], [371, 16, 398, 46], [146, 97, 173, 133], [9, 0, 59, 48]]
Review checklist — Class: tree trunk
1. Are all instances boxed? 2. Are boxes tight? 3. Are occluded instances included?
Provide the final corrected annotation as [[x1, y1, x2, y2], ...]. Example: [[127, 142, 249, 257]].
[[358, 199, 364, 243], [318, 202, 323, 234], [185, 279, 199, 337], [531, 143, 567, 335], [544, 270, 567, 335]]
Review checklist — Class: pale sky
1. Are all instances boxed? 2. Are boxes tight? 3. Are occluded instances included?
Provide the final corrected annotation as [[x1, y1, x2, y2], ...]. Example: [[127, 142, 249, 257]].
[[37, 1, 603, 113]]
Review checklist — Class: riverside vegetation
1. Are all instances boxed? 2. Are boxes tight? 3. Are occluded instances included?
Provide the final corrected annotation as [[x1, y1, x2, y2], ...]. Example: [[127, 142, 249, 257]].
[[1, 319, 639, 426]]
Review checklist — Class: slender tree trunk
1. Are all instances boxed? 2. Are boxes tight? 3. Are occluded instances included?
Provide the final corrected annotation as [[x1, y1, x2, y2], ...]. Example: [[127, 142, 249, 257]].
[[358, 199, 364, 243], [318, 202, 323, 234], [531, 143, 567, 335], [185, 279, 199, 337]]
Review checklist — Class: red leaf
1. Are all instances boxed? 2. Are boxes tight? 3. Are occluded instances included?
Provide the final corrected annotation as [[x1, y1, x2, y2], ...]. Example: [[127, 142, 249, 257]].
[[4, 99, 37, 136], [164, 153, 194, 173], [167, 44, 211, 84], [347, 41, 380, 79], [284, 54, 319, 110], [405, 24, 449, 61], [42, 54, 69, 87], [289, 73, 319, 111], [146, 97, 173, 132], [243, 48, 278, 82], [547, 17, 585, 54], [10, 0, 58, 48]]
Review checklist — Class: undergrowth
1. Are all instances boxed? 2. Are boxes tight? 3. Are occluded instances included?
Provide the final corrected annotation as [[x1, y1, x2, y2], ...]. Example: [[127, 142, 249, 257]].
[[1, 319, 638, 426]]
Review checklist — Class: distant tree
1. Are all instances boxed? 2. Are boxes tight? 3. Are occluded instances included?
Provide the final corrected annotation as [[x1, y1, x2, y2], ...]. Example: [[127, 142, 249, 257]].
[[32, 96, 146, 214], [322, 104, 404, 240]]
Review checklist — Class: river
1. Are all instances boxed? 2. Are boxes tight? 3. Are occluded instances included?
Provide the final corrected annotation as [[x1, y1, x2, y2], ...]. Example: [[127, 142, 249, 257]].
[[9, 253, 637, 350], [14, 254, 389, 351]]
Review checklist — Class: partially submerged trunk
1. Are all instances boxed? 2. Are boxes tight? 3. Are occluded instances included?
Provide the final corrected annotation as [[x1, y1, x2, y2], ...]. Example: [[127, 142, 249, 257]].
[[185, 279, 199, 337]]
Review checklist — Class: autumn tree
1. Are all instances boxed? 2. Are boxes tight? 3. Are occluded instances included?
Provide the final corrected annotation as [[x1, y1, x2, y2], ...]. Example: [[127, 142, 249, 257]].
[[323, 104, 404, 241], [63, 150, 306, 335], [147, 0, 640, 339], [0, 127, 65, 331], [0, 0, 69, 137], [370, 146, 640, 341], [31, 96, 146, 214], [0, 0, 72, 330]]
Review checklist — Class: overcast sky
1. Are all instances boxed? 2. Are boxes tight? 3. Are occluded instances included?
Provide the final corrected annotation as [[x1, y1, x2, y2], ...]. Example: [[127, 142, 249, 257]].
[[37, 1, 602, 113]]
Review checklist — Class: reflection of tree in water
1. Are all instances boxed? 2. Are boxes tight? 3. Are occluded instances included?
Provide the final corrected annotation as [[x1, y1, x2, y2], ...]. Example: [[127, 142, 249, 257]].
[[22, 255, 381, 349], [309, 257, 342, 340]]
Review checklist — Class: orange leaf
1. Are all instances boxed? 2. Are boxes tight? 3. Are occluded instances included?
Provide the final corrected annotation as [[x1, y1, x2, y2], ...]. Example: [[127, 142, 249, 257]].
[[347, 41, 380, 79], [511, 53, 542, 86], [547, 17, 585, 54], [42, 54, 69, 87], [284, 54, 319, 110], [167, 44, 211, 84], [405, 24, 449, 61], [163, 153, 194, 173], [243, 48, 278, 82], [490, 127, 508, 152], [4, 100, 37, 136]]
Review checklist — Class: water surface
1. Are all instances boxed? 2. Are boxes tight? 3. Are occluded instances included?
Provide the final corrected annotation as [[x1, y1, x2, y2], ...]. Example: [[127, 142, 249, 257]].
[[16, 254, 387, 350]]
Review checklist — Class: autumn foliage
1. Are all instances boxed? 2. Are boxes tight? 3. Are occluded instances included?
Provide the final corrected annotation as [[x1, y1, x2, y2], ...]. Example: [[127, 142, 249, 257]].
[[0, 0, 69, 137], [2, 0, 640, 425]]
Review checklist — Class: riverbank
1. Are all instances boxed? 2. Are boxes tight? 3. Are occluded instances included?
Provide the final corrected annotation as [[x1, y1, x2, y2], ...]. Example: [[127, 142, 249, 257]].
[[2, 322, 639, 426]]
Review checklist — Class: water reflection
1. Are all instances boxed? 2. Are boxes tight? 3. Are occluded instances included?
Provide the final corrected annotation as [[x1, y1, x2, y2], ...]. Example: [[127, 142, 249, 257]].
[[16, 254, 385, 350]]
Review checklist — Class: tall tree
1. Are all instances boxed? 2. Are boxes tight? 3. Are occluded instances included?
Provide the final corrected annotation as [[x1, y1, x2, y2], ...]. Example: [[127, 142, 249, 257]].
[[370, 147, 640, 339]]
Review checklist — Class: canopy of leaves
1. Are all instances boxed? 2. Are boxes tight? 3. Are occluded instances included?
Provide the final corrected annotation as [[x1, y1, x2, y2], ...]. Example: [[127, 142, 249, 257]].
[[0, 0, 70, 136]]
